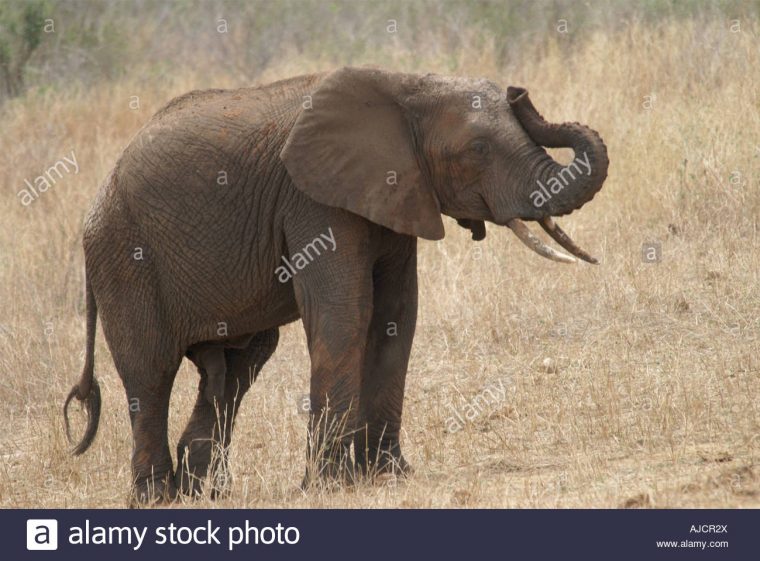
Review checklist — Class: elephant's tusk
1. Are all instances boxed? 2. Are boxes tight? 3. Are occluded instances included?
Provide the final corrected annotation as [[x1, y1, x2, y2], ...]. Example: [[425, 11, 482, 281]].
[[539, 217, 599, 264], [507, 219, 577, 264]]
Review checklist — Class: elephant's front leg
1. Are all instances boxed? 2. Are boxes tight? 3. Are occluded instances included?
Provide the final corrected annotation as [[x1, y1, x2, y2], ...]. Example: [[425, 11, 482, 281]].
[[291, 241, 373, 487], [355, 237, 417, 477]]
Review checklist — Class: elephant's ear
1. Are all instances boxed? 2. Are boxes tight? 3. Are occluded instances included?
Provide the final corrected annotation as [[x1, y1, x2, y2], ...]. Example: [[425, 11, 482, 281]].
[[280, 67, 445, 241]]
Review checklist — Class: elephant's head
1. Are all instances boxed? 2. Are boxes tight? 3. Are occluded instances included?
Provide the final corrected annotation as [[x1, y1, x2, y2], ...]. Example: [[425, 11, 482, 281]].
[[281, 67, 608, 263]]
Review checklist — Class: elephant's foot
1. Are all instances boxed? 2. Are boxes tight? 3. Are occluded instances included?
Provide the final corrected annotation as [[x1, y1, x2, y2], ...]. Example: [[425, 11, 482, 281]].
[[357, 440, 413, 479], [175, 440, 232, 499], [175, 464, 204, 498], [375, 452, 412, 478], [130, 471, 177, 507], [175, 465, 232, 499], [176, 440, 205, 497]]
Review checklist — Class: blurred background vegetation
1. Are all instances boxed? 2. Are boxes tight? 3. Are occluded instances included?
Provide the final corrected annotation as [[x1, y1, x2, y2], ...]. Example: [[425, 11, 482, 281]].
[[0, 0, 758, 104]]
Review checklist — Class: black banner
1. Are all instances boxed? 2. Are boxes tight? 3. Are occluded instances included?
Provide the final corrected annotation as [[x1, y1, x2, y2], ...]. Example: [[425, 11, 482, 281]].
[[8, 509, 756, 560]]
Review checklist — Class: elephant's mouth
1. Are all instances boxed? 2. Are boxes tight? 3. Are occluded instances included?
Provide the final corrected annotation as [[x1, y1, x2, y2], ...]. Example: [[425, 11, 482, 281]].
[[506, 217, 599, 264]]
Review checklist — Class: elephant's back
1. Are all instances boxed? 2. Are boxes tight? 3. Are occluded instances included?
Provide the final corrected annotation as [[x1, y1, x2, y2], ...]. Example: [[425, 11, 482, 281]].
[[113, 72, 326, 201], [149, 72, 325, 128]]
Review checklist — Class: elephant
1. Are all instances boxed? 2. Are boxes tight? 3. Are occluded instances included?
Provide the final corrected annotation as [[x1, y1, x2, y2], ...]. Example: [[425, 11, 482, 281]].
[[63, 66, 608, 504]]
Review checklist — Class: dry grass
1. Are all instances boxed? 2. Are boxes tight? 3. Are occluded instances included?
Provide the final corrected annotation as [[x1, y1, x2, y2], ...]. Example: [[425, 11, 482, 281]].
[[0, 17, 758, 508]]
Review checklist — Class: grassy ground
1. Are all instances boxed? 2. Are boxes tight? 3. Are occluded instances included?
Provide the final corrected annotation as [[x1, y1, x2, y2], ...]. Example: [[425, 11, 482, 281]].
[[0, 13, 758, 508]]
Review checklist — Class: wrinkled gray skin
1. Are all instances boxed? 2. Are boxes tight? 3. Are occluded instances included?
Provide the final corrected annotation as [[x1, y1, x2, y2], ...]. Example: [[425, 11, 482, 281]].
[[63, 67, 608, 505]]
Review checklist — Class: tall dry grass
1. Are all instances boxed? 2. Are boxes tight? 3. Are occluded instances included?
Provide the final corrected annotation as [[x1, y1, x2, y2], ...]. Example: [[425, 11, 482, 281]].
[[0, 15, 758, 507]]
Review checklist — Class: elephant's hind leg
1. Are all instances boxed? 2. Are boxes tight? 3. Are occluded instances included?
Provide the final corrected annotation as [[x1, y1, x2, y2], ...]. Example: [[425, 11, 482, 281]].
[[176, 328, 279, 498], [108, 335, 183, 506], [186, 345, 227, 405]]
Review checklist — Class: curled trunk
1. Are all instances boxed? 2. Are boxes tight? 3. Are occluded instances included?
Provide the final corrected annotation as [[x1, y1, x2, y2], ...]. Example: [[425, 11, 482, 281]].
[[507, 87, 609, 218]]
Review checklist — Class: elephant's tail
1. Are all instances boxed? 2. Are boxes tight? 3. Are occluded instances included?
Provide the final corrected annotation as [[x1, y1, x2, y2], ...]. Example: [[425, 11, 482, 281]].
[[64, 275, 101, 456]]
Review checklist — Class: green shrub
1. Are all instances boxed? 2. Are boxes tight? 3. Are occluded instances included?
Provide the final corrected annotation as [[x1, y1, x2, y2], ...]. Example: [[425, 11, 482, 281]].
[[0, 0, 49, 98]]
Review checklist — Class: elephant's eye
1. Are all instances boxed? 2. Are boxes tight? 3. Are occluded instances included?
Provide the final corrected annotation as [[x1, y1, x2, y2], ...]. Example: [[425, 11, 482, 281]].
[[468, 139, 490, 157]]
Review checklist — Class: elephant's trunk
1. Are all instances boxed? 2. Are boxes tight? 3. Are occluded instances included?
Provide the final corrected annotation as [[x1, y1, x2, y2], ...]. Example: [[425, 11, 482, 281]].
[[507, 87, 608, 218]]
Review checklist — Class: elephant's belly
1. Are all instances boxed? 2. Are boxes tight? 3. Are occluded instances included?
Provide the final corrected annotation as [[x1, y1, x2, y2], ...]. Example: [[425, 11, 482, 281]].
[[181, 273, 300, 347], [234, 286, 301, 333]]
